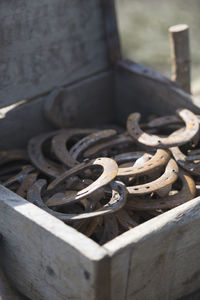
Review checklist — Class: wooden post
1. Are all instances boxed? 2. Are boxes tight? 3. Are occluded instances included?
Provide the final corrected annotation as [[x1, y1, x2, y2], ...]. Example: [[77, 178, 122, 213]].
[[169, 24, 191, 93]]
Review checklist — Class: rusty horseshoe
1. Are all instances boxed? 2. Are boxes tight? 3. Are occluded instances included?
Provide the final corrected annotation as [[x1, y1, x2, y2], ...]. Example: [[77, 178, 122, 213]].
[[127, 158, 178, 195], [127, 109, 199, 148]]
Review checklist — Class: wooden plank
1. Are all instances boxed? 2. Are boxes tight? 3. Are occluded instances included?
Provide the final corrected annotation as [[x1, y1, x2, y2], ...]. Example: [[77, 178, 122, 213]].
[[0, 71, 113, 149], [44, 71, 114, 129], [101, 0, 121, 63], [0, 186, 110, 300], [0, 98, 54, 149], [169, 24, 191, 93], [0, 267, 28, 300], [0, 0, 110, 108], [104, 197, 200, 300], [115, 59, 200, 124]]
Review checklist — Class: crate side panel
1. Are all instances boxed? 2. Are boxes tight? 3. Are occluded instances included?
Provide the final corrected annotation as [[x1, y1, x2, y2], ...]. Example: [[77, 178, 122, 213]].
[[115, 60, 200, 124], [0, 0, 110, 108], [0, 71, 113, 149], [0, 186, 109, 300], [105, 197, 200, 300], [44, 71, 114, 129], [0, 267, 27, 300]]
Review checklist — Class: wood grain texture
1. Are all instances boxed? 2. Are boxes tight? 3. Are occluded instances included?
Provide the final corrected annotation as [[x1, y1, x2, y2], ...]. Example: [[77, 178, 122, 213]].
[[0, 186, 110, 300], [115, 59, 200, 124], [169, 24, 191, 93], [104, 196, 200, 300], [44, 71, 114, 129], [0, 0, 110, 108], [101, 0, 121, 63], [0, 267, 28, 300], [0, 71, 113, 149]]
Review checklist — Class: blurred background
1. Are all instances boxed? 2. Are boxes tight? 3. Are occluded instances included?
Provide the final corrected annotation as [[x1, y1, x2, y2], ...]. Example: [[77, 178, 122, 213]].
[[115, 0, 200, 95]]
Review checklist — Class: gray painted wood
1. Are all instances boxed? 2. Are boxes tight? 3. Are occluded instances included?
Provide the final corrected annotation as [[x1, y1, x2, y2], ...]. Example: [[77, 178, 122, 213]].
[[0, 71, 113, 149], [115, 59, 200, 124], [0, 267, 27, 300], [0, 186, 110, 300], [0, 0, 111, 108], [44, 71, 114, 129], [105, 196, 200, 300]]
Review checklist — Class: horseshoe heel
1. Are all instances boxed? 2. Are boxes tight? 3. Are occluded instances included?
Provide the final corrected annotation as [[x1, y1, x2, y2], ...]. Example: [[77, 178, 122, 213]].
[[83, 133, 135, 158], [113, 151, 150, 164], [127, 158, 178, 195], [3, 165, 35, 187], [147, 115, 182, 128], [69, 129, 117, 161], [46, 157, 118, 206], [28, 179, 127, 221], [126, 170, 196, 210], [51, 129, 98, 168], [16, 172, 38, 198], [170, 146, 200, 176], [117, 149, 170, 177], [28, 131, 65, 178], [127, 109, 199, 148]]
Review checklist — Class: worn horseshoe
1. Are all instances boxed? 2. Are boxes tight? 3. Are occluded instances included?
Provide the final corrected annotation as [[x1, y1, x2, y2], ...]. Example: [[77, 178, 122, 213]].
[[82, 217, 102, 237], [3, 165, 35, 187], [83, 133, 135, 158], [69, 129, 117, 161], [28, 131, 65, 178], [117, 149, 170, 177], [127, 109, 199, 148], [147, 115, 182, 128], [126, 170, 195, 210], [27, 179, 127, 221], [127, 158, 178, 195], [16, 172, 38, 198], [113, 151, 150, 164], [46, 157, 118, 205], [51, 129, 97, 168], [170, 146, 200, 176], [148, 114, 200, 128]]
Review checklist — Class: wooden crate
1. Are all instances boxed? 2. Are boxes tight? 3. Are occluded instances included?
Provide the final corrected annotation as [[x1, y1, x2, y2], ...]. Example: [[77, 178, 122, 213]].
[[0, 1, 200, 299]]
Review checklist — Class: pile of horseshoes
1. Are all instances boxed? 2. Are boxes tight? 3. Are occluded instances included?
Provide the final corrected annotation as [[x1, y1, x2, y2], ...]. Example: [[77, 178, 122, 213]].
[[1, 108, 200, 244]]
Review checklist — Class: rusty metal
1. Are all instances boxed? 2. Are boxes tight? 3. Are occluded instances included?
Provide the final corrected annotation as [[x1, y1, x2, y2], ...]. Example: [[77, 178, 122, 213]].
[[147, 115, 182, 128], [170, 146, 200, 176], [117, 149, 170, 177], [28, 130, 65, 178], [46, 157, 118, 206], [113, 151, 150, 164], [3, 165, 35, 187], [28, 179, 127, 221], [99, 215, 119, 245], [115, 209, 138, 229], [127, 109, 199, 148], [69, 129, 117, 161], [82, 217, 102, 237], [127, 158, 178, 195], [83, 133, 135, 158], [51, 129, 96, 168], [126, 170, 195, 210], [16, 172, 38, 198]]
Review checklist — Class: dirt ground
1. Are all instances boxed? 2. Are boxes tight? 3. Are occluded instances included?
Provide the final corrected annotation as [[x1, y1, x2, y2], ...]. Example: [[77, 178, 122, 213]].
[[116, 0, 200, 95]]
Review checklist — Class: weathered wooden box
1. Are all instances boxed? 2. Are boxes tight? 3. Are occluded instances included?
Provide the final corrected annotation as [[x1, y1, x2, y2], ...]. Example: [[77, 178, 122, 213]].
[[1, 1, 200, 299]]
